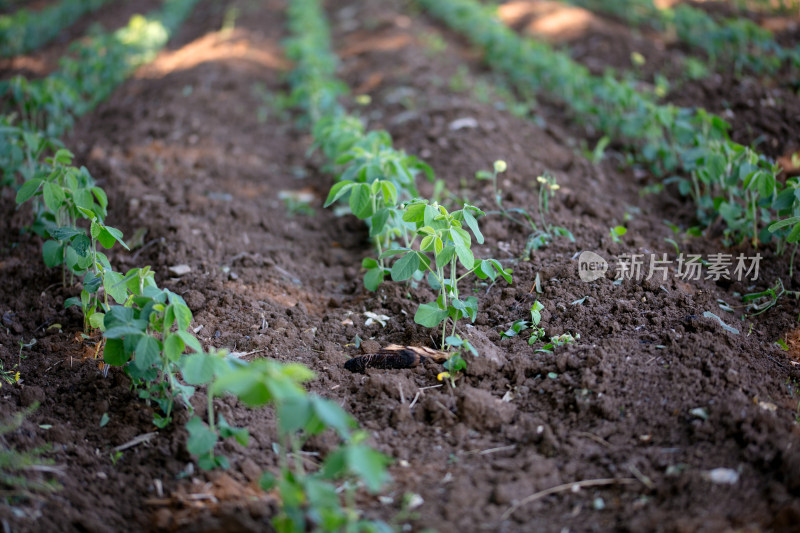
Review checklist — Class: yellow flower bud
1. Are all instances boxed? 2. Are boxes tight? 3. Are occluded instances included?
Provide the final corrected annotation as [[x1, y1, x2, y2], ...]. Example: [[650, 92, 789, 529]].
[[437, 371, 451, 381], [493, 160, 507, 173]]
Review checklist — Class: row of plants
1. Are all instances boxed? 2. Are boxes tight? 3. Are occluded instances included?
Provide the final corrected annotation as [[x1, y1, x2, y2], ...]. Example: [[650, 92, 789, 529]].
[[562, 0, 799, 75], [0, 0, 114, 58], [2, 2, 393, 530], [417, 0, 800, 261], [1, 0, 207, 153], [285, 0, 513, 361]]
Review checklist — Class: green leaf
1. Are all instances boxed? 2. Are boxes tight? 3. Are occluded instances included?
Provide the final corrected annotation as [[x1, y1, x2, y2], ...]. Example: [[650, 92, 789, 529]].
[[92, 187, 108, 209], [369, 209, 390, 237], [181, 353, 217, 385], [462, 208, 484, 244], [174, 303, 192, 331], [104, 326, 146, 339], [103, 338, 129, 366], [310, 396, 355, 439], [133, 335, 160, 371], [324, 181, 354, 207], [212, 370, 271, 407], [98, 226, 128, 250], [163, 334, 185, 362], [402, 202, 426, 223], [217, 414, 249, 446], [380, 181, 398, 206], [768, 216, 800, 232], [362, 257, 379, 269], [70, 234, 91, 257], [53, 148, 73, 165], [42, 182, 65, 212], [276, 396, 313, 435], [103, 270, 128, 305], [16, 179, 43, 204], [788, 223, 800, 243], [64, 297, 81, 309], [454, 243, 474, 269], [414, 302, 449, 327], [364, 267, 384, 292], [489, 259, 512, 283], [349, 183, 373, 219], [89, 312, 105, 330], [346, 444, 390, 492], [391, 252, 419, 281], [176, 330, 203, 353], [42, 240, 63, 267], [186, 417, 217, 456]]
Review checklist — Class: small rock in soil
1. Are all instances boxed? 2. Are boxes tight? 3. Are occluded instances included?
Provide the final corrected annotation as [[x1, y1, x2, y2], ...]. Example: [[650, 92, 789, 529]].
[[168, 264, 192, 276], [705, 468, 739, 485], [449, 117, 479, 130]]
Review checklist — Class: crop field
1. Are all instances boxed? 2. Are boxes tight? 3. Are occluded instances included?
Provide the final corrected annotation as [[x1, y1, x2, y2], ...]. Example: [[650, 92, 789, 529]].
[[1, 0, 800, 531]]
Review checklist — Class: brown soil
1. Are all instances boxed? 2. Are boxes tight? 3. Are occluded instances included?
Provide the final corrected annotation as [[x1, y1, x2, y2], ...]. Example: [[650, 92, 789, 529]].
[[1, 0, 800, 532]]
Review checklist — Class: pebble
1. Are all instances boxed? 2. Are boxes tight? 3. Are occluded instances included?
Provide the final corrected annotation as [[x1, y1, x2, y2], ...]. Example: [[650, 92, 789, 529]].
[[705, 468, 739, 485], [168, 264, 191, 276]]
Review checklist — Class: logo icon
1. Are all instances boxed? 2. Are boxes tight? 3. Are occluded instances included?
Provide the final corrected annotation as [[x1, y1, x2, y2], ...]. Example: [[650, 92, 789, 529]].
[[578, 251, 608, 282]]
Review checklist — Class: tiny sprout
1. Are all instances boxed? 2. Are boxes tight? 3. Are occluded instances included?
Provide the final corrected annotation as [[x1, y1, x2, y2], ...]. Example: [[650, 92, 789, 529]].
[[493, 160, 507, 173], [355, 94, 371, 106], [631, 51, 646, 67], [437, 371, 451, 382]]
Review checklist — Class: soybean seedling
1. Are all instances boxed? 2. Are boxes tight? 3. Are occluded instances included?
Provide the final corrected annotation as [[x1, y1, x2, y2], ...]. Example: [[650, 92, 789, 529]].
[[500, 301, 545, 344], [437, 334, 474, 388], [385, 200, 512, 350]]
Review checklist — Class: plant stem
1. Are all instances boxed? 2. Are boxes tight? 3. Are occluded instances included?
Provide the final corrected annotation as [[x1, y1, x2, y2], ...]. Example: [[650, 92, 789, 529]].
[[207, 390, 215, 432]]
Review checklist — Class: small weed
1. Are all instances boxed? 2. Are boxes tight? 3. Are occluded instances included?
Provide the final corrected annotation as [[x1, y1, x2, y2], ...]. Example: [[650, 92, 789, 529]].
[[609, 225, 627, 243], [535, 332, 579, 353]]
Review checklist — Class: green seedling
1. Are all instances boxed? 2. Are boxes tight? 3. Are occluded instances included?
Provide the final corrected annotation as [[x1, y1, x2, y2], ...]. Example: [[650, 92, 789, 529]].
[[609, 226, 627, 243], [535, 332, 579, 353], [0, 360, 20, 387], [500, 301, 545, 345], [385, 200, 512, 349], [438, 334, 475, 388], [742, 279, 800, 317], [528, 173, 574, 252], [475, 159, 507, 210], [110, 450, 123, 466]]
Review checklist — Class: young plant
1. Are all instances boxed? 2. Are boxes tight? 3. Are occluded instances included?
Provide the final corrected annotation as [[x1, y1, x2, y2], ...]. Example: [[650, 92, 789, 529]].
[[184, 352, 390, 531], [500, 301, 545, 344], [526, 173, 574, 253], [437, 334, 475, 388], [386, 200, 512, 350], [609, 225, 627, 243], [536, 332, 580, 353]]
